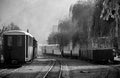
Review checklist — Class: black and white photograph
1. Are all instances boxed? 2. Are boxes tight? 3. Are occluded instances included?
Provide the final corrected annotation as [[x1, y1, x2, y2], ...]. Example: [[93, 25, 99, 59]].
[[0, 0, 120, 78]]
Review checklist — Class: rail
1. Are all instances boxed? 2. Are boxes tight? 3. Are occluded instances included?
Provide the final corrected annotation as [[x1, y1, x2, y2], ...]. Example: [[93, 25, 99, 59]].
[[42, 60, 62, 78]]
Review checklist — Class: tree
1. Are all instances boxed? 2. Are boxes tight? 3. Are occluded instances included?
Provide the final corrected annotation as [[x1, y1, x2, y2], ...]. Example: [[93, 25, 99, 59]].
[[47, 32, 70, 56], [58, 18, 73, 33], [48, 18, 74, 54], [56, 32, 70, 49], [72, 31, 88, 48], [54, 32, 70, 56], [0, 22, 21, 37], [69, 0, 120, 48], [69, 0, 95, 48], [9, 22, 20, 30], [90, 0, 120, 37], [47, 32, 57, 44]]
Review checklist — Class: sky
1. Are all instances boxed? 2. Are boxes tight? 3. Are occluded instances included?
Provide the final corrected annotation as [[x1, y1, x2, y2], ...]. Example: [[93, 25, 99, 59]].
[[0, 0, 77, 44]]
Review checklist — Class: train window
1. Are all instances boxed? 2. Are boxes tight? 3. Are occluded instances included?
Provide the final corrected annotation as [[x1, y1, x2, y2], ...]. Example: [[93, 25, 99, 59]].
[[7, 36, 12, 46], [17, 36, 22, 46], [28, 36, 33, 46], [31, 37, 33, 46]]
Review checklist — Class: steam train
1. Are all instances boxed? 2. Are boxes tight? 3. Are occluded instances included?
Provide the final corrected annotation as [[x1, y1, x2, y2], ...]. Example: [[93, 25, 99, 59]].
[[2, 30, 37, 64], [42, 37, 114, 62]]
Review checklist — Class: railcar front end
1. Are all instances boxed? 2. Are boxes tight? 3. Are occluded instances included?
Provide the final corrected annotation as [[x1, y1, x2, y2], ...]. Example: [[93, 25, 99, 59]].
[[3, 30, 34, 64]]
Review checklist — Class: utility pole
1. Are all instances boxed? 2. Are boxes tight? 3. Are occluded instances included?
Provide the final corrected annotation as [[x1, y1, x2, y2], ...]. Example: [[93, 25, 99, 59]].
[[115, 3, 119, 37], [114, 3, 120, 49]]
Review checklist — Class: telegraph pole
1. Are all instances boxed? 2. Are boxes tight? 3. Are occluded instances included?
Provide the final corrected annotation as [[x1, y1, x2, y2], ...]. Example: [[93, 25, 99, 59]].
[[114, 3, 120, 50], [114, 15, 119, 50], [115, 7, 119, 38]]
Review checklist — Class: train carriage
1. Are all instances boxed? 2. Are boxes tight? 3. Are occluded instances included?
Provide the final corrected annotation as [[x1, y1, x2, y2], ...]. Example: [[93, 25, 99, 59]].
[[72, 44, 79, 57], [45, 45, 54, 55], [43, 37, 114, 62], [63, 46, 71, 57], [3, 30, 37, 64], [53, 47, 61, 56], [42, 44, 60, 56], [80, 37, 114, 62]]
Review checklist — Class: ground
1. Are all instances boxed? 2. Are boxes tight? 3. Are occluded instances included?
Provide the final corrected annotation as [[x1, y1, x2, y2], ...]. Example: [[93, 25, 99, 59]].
[[0, 55, 120, 78]]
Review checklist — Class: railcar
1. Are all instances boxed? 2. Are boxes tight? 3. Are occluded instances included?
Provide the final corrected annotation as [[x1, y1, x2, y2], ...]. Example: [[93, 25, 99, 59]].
[[80, 37, 114, 62], [43, 37, 114, 62], [71, 44, 79, 58], [63, 46, 71, 57], [42, 44, 60, 55], [3, 30, 37, 64], [53, 47, 61, 56], [44, 44, 57, 55], [60, 37, 114, 62]]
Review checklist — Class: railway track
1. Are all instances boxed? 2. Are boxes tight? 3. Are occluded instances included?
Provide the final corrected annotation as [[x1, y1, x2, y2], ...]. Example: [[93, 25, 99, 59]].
[[0, 59, 53, 78], [43, 60, 62, 78], [35, 60, 63, 78], [0, 58, 70, 78]]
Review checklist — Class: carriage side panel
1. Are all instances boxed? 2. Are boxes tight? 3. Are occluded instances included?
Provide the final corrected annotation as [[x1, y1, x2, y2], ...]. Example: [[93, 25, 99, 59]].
[[25, 35, 33, 61]]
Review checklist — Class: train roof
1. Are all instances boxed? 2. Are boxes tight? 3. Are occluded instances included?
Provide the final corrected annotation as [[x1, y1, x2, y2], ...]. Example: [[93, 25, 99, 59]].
[[3, 30, 33, 37]]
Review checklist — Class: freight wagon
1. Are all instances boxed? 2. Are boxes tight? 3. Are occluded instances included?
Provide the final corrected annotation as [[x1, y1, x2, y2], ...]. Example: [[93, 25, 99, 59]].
[[43, 37, 114, 62], [80, 37, 114, 62], [42, 44, 61, 56]]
